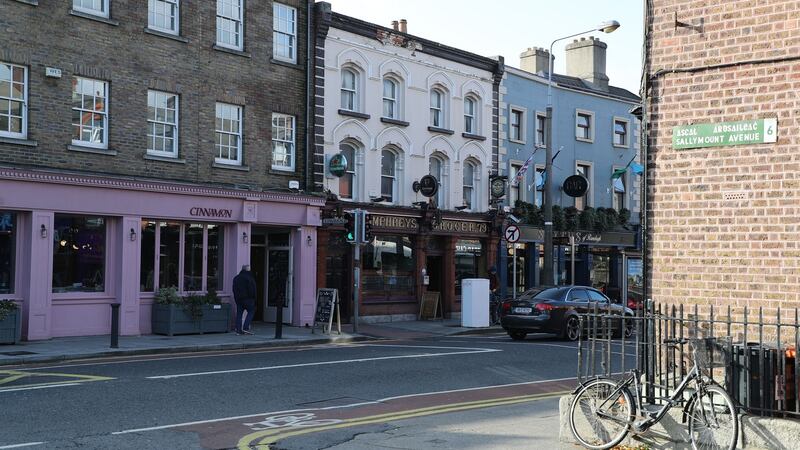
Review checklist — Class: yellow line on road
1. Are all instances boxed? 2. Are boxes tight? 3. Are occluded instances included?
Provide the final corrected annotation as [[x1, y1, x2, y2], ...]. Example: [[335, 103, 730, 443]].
[[0, 370, 113, 391], [237, 390, 570, 449]]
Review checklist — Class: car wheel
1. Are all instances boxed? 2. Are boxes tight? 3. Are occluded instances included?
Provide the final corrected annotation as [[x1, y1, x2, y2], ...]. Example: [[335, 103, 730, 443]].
[[623, 316, 634, 338], [564, 316, 581, 341], [508, 331, 527, 341]]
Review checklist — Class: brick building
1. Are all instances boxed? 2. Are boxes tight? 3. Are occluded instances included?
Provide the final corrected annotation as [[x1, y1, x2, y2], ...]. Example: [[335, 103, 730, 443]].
[[0, 0, 322, 340], [643, 0, 800, 315]]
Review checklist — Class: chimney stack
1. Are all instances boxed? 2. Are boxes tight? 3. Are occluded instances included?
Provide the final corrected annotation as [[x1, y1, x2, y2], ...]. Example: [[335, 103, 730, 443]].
[[519, 47, 554, 76], [565, 36, 609, 91], [391, 20, 399, 31], [399, 19, 407, 33]]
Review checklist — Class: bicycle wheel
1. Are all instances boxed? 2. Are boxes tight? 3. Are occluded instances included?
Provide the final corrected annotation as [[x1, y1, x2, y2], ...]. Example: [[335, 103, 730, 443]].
[[569, 378, 634, 449], [688, 384, 738, 450]]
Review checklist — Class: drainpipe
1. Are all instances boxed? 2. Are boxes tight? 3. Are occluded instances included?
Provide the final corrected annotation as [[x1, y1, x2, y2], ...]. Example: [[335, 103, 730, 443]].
[[305, 0, 314, 191]]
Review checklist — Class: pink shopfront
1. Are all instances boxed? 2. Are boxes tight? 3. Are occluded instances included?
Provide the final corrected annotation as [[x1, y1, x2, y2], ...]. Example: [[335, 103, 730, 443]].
[[0, 168, 323, 340]]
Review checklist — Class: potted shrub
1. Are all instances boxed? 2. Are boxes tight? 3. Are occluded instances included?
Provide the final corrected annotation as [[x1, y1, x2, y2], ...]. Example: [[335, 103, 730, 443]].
[[0, 299, 21, 344], [151, 287, 230, 336], [199, 290, 231, 334]]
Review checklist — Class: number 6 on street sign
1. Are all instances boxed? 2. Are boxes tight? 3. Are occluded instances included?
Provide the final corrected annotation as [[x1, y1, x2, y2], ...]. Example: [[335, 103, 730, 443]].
[[504, 225, 520, 243]]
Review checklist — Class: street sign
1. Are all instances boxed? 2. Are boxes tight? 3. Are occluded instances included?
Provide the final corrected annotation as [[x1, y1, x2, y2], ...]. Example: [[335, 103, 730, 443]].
[[504, 224, 520, 243], [322, 217, 348, 225], [672, 118, 777, 150], [563, 174, 589, 198]]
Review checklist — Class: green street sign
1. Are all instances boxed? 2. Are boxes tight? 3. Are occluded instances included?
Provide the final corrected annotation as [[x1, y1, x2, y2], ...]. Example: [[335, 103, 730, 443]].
[[672, 118, 777, 150]]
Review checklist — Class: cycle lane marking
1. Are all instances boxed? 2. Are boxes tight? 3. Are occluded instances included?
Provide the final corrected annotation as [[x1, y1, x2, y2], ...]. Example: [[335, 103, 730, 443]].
[[145, 345, 501, 380]]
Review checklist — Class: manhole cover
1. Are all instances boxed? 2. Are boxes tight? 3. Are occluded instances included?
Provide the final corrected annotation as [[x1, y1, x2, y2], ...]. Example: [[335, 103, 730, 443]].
[[1, 351, 37, 356]]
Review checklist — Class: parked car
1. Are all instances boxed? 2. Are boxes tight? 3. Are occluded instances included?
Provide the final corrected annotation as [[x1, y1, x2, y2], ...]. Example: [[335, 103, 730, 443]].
[[499, 285, 635, 341]]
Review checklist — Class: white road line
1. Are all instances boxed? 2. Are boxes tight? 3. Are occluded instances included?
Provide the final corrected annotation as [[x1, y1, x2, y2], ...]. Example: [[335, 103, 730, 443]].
[[114, 375, 576, 435], [0, 442, 46, 449], [146, 348, 501, 380], [0, 383, 81, 393]]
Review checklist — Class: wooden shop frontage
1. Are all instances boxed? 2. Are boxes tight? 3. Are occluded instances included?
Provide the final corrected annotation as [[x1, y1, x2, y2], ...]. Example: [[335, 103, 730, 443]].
[[316, 203, 502, 323]]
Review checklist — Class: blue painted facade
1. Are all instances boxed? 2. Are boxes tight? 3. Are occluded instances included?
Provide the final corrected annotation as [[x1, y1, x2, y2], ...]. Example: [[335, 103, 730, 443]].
[[498, 66, 641, 301]]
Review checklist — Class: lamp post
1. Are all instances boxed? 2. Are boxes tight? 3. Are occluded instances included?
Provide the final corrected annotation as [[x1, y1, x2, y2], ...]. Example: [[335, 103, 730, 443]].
[[542, 20, 620, 286]]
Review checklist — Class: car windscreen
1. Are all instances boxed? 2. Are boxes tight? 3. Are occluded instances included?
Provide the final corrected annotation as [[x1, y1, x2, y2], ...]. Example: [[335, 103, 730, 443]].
[[532, 287, 563, 301]]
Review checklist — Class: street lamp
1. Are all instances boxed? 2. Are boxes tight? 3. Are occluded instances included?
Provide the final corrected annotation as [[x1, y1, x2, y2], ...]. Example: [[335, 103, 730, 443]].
[[542, 20, 620, 286]]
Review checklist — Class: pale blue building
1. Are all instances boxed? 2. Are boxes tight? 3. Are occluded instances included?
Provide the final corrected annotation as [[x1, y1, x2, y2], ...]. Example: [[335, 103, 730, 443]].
[[498, 37, 642, 303]]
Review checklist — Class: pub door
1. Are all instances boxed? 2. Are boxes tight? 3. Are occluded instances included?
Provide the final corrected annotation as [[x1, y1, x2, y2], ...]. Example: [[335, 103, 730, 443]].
[[265, 236, 293, 324], [425, 255, 443, 310], [325, 233, 351, 323]]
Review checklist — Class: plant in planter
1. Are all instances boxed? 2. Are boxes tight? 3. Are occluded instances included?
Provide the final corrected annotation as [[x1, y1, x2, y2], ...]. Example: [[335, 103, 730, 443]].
[[0, 299, 21, 344], [151, 287, 230, 336]]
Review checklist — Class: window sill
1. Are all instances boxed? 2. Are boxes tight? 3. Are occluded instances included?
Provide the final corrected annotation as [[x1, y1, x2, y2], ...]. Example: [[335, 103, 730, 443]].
[[270, 58, 302, 69], [144, 28, 188, 43], [144, 153, 186, 164], [338, 109, 370, 120], [612, 144, 630, 149], [70, 9, 119, 26], [270, 166, 295, 174], [509, 138, 525, 145], [428, 126, 454, 135], [462, 132, 486, 141], [380, 117, 409, 127], [212, 162, 250, 172], [12, 0, 38, 5], [212, 45, 251, 58], [576, 137, 594, 143], [67, 144, 117, 156], [0, 136, 38, 147]]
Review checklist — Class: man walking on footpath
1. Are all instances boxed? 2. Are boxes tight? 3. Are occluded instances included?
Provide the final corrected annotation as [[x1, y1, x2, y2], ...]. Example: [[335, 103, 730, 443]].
[[233, 265, 257, 335]]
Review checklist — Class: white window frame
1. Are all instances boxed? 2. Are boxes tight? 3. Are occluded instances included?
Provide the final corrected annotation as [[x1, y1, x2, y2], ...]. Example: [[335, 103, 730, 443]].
[[462, 159, 478, 211], [271, 113, 295, 171], [340, 68, 359, 112], [575, 160, 593, 210], [429, 154, 447, 209], [71, 77, 109, 149], [338, 141, 358, 201], [214, 102, 243, 166], [381, 148, 398, 204], [535, 112, 546, 147], [613, 116, 630, 148], [216, 0, 244, 51], [382, 77, 399, 119], [0, 62, 28, 139], [534, 165, 545, 207], [73, 0, 109, 18], [508, 160, 524, 205], [464, 96, 478, 134], [575, 109, 595, 143], [509, 106, 526, 144], [430, 89, 444, 128], [148, 0, 180, 35], [612, 165, 627, 210], [273, 3, 297, 63], [146, 90, 179, 158]]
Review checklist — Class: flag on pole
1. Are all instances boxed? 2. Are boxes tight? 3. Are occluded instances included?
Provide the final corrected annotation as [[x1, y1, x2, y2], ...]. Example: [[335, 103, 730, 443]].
[[611, 167, 627, 180], [511, 153, 535, 187], [630, 162, 644, 175]]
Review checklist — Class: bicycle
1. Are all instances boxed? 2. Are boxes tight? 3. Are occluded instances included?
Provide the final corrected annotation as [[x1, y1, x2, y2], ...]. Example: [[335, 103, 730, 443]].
[[489, 293, 502, 325], [569, 336, 738, 450]]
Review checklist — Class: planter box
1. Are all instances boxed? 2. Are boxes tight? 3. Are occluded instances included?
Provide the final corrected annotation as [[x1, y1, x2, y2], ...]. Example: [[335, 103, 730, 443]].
[[0, 309, 22, 344], [151, 303, 231, 336]]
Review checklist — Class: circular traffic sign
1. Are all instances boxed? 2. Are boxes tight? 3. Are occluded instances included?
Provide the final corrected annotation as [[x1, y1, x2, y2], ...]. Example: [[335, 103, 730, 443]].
[[418, 175, 439, 198], [563, 174, 589, 198], [504, 224, 520, 243]]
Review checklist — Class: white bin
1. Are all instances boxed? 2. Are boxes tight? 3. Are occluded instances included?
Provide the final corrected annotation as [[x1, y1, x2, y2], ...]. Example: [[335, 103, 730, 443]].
[[461, 278, 489, 327]]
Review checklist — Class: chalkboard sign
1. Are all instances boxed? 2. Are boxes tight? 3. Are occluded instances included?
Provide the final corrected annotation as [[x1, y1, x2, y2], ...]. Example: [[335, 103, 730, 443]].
[[419, 291, 441, 320], [313, 288, 340, 334]]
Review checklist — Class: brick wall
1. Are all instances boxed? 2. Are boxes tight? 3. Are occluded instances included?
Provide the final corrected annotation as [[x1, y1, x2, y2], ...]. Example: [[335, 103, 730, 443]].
[[645, 0, 800, 316], [1, 0, 309, 191]]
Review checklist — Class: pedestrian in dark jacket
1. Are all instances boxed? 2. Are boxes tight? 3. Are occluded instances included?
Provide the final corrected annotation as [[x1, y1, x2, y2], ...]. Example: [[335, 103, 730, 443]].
[[233, 265, 257, 335]]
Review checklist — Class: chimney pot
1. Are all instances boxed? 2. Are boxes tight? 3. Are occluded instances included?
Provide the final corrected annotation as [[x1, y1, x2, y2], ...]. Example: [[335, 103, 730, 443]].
[[391, 20, 399, 31], [519, 46, 554, 76], [399, 19, 407, 33], [565, 37, 609, 91]]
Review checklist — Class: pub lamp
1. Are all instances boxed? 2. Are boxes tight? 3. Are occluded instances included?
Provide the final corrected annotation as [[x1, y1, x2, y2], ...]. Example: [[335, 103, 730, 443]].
[[40, 224, 47, 239], [242, 231, 249, 244], [129, 228, 137, 242]]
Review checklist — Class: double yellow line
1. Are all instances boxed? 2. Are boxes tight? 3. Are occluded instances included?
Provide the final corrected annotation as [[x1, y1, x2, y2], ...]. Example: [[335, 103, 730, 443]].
[[237, 390, 570, 449]]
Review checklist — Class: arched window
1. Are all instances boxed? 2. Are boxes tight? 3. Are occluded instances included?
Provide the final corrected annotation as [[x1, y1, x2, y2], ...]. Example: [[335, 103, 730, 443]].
[[429, 155, 446, 208], [340, 68, 358, 111], [463, 160, 477, 210], [381, 149, 397, 203], [382, 78, 398, 119], [338, 142, 357, 200], [430, 89, 444, 128], [464, 97, 477, 134]]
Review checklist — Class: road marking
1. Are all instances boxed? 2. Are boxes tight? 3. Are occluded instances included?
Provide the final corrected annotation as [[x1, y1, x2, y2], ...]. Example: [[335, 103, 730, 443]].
[[146, 346, 501, 380], [0, 370, 113, 393], [0, 382, 82, 393], [113, 376, 576, 435], [238, 390, 570, 449], [0, 442, 46, 449]]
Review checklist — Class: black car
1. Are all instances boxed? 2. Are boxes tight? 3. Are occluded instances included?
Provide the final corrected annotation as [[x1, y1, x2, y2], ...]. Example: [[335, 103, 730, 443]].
[[499, 286, 634, 341]]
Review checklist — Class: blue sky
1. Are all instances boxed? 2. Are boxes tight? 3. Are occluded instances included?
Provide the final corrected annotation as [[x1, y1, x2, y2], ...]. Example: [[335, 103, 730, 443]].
[[326, 0, 644, 94]]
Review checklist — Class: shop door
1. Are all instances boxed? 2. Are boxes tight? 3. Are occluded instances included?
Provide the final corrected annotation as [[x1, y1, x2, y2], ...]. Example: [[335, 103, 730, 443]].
[[426, 256, 443, 295], [265, 246, 293, 324], [250, 245, 266, 322]]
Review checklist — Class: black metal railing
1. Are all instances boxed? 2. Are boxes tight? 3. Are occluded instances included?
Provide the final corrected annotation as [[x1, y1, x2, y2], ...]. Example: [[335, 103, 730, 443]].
[[576, 301, 800, 418]]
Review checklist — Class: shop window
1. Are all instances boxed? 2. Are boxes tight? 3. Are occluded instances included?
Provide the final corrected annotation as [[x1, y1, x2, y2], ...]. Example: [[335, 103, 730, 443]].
[[140, 221, 224, 293], [455, 239, 482, 296], [362, 235, 414, 297], [0, 212, 15, 294], [53, 215, 106, 293]]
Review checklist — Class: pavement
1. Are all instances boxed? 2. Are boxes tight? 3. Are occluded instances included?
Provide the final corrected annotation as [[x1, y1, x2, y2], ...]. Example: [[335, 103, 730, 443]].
[[0, 318, 502, 366]]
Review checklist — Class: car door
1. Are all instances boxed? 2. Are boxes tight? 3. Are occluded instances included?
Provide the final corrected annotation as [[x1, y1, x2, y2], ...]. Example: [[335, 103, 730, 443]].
[[587, 288, 618, 333]]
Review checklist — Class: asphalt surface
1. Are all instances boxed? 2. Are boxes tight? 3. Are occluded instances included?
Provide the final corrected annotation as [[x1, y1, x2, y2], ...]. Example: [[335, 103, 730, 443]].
[[0, 332, 636, 449]]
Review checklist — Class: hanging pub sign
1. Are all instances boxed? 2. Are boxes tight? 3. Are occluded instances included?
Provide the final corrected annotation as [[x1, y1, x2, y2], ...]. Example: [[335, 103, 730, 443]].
[[328, 153, 348, 177], [672, 118, 777, 150], [416, 175, 439, 198], [563, 174, 589, 198]]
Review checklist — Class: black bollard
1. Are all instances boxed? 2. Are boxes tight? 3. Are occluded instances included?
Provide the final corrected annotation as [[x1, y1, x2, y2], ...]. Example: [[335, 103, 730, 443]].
[[110, 303, 120, 348], [275, 297, 283, 339]]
